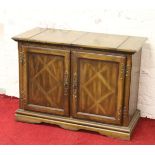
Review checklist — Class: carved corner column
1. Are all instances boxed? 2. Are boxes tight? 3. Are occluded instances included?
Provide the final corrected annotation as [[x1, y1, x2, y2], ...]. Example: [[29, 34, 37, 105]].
[[123, 55, 132, 126], [18, 43, 27, 109]]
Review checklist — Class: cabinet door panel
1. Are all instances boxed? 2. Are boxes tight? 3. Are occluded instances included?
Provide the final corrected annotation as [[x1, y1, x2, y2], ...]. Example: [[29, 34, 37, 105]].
[[20, 46, 70, 116], [71, 51, 126, 125]]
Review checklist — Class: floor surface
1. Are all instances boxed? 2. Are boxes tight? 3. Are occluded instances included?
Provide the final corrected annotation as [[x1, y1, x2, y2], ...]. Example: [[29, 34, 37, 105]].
[[0, 94, 155, 144]]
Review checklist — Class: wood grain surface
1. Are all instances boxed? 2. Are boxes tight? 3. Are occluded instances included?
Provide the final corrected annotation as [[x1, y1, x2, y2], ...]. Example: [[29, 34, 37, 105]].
[[12, 27, 146, 53]]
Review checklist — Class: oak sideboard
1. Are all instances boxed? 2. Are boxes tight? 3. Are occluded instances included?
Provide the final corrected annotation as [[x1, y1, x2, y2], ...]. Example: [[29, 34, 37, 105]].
[[12, 28, 146, 140]]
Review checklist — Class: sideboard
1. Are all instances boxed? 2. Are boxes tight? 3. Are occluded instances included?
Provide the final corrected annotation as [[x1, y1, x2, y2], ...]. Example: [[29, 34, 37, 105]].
[[12, 28, 146, 139]]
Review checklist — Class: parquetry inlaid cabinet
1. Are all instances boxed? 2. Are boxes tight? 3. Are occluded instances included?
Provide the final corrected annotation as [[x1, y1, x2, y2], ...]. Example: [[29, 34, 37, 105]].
[[12, 28, 146, 140]]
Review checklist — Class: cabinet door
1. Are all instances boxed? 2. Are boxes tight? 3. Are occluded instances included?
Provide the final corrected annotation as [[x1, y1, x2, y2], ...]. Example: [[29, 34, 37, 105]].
[[71, 51, 126, 125], [19, 46, 70, 116]]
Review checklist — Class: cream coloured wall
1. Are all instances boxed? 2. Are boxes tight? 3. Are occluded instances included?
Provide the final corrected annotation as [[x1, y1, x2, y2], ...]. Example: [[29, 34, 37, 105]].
[[0, 0, 155, 118]]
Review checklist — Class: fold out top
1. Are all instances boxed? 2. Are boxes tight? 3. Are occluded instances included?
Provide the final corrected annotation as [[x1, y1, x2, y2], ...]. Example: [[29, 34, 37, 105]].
[[12, 27, 146, 53]]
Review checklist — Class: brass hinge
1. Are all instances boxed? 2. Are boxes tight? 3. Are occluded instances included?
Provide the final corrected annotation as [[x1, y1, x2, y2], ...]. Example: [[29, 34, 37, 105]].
[[20, 90, 26, 103], [117, 106, 122, 121], [73, 72, 77, 99], [120, 63, 125, 79], [123, 105, 128, 120], [126, 65, 131, 77], [64, 71, 69, 95], [19, 51, 25, 64]]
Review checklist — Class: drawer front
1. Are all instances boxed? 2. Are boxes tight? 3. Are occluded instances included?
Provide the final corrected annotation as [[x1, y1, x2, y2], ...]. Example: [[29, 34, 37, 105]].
[[19, 45, 70, 116], [71, 51, 126, 125]]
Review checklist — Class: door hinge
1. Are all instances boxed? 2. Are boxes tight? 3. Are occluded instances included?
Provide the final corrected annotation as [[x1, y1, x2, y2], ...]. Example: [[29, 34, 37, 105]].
[[117, 106, 122, 121], [19, 51, 25, 64], [125, 65, 131, 77], [120, 63, 125, 79], [20, 90, 26, 103], [64, 71, 69, 95], [73, 72, 77, 99]]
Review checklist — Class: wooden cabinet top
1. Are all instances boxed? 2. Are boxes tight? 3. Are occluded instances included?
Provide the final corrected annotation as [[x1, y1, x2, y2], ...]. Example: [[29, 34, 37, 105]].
[[12, 27, 146, 53]]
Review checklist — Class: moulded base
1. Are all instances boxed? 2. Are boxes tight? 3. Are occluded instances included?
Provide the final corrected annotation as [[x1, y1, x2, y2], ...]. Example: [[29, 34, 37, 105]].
[[15, 109, 140, 140]]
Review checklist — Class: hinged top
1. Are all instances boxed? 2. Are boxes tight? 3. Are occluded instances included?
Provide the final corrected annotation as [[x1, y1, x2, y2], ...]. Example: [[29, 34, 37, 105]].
[[12, 27, 146, 53]]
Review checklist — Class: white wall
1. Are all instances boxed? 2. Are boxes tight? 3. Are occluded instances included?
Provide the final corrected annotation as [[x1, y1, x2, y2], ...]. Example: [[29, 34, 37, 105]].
[[0, 0, 155, 118]]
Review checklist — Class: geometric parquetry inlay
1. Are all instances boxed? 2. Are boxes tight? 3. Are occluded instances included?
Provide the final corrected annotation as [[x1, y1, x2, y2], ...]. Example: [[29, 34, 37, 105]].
[[28, 52, 64, 109], [79, 59, 119, 117]]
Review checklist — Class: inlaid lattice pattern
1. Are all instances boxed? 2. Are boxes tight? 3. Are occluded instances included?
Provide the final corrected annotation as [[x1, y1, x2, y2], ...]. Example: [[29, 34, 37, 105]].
[[79, 59, 118, 116], [28, 53, 64, 108]]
